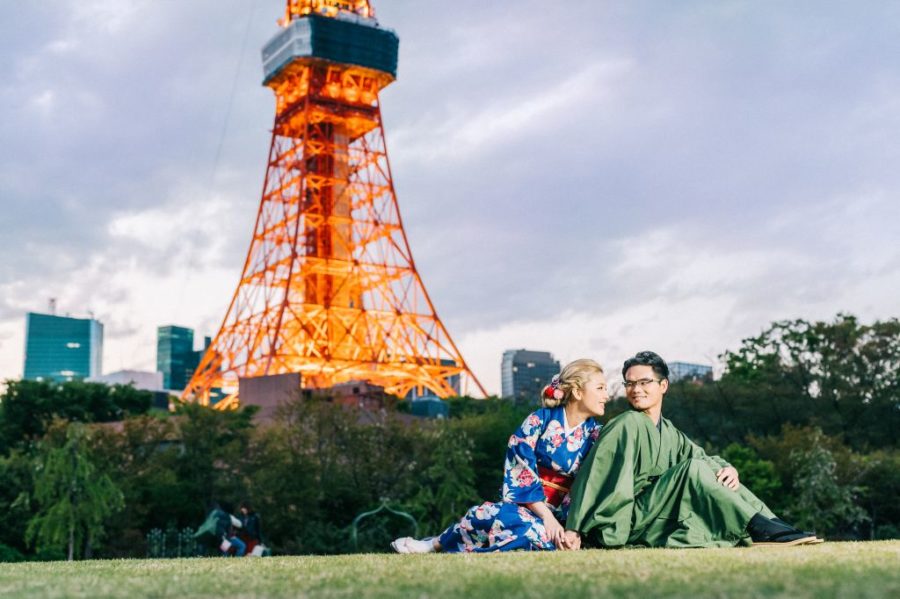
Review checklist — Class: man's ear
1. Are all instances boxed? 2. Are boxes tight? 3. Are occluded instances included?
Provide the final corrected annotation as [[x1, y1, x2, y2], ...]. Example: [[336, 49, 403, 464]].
[[660, 378, 669, 394]]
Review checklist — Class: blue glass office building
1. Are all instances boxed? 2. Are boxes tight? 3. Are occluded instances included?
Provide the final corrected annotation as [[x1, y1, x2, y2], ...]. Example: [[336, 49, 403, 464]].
[[157, 325, 210, 391], [668, 361, 713, 383], [23, 312, 103, 382]]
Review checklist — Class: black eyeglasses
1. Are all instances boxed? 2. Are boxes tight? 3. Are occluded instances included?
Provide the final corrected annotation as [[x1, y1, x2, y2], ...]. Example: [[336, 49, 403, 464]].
[[622, 378, 661, 390]]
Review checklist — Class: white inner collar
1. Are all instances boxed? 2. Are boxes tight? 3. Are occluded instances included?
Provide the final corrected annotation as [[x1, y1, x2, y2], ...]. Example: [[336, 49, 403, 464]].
[[562, 408, 576, 436]]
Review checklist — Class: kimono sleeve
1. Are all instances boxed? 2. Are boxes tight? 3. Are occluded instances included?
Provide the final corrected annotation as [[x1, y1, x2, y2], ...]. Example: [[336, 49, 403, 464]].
[[565, 413, 640, 548], [501, 412, 546, 504], [675, 428, 731, 471]]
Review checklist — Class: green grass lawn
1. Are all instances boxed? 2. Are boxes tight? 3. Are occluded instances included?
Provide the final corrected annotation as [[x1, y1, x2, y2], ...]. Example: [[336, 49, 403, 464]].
[[0, 541, 897, 598]]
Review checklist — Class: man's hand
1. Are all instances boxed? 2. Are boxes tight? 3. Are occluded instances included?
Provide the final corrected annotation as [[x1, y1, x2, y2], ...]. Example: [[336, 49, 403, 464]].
[[716, 466, 740, 490], [562, 530, 582, 551]]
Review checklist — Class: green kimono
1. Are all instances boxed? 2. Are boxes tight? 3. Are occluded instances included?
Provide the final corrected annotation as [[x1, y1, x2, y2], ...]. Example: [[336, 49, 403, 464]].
[[567, 410, 775, 548]]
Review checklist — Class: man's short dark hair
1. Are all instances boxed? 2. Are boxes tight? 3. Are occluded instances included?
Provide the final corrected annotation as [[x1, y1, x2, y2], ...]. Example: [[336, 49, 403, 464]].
[[622, 351, 669, 380]]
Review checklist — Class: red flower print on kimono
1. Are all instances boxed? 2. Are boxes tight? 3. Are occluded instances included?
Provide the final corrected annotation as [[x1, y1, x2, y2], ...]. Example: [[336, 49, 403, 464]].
[[542, 420, 565, 452], [515, 465, 536, 487], [566, 426, 585, 452]]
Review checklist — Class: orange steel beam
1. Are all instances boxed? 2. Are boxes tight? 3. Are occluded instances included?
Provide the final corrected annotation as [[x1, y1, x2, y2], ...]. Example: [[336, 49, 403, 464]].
[[183, 2, 486, 407], [282, 0, 375, 25]]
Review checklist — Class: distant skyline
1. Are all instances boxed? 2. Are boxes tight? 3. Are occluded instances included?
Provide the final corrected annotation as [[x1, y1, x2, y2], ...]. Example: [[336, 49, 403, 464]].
[[2, 1, 898, 395]]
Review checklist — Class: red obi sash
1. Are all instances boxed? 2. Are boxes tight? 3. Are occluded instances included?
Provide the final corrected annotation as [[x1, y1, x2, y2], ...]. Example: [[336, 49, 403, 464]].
[[538, 466, 573, 507]]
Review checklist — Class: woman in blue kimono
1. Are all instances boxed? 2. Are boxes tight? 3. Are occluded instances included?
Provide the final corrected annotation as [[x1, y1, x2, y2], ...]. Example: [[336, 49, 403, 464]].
[[392, 358, 609, 553]]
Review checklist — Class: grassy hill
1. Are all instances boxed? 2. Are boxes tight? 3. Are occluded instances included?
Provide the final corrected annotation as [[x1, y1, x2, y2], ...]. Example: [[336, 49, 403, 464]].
[[1, 541, 897, 598]]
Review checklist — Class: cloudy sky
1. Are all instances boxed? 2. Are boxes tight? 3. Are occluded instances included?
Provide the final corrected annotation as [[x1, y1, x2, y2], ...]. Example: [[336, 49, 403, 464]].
[[1, 0, 898, 394]]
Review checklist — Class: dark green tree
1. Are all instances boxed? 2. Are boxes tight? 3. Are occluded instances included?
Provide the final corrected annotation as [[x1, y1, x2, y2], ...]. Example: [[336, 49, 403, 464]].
[[254, 396, 481, 554], [25, 422, 124, 560], [0, 380, 152, 452], [89, 415, 187, 557], [750, 425, 869, 538], [0, 449, 37, 559], [859, 449, 900, 540], [409, 424, 479, 535], [173, 402, 257, 514], [447, 397, 532, 500], [785, 440, 868, 536], [719, 443, 783, 513], [721, 314, 899, 449]]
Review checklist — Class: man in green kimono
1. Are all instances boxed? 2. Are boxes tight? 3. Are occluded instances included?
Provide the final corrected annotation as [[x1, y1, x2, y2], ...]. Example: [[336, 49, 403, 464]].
[[565, 351, 819, 549]]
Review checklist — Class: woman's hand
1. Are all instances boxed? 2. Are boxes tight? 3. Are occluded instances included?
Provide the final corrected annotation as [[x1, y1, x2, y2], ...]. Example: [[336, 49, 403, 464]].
[[542, 513, 568, 549], [525, 501, 571, 549]]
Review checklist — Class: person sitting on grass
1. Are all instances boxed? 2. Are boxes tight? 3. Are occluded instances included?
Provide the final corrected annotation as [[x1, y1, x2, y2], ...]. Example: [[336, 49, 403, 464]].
[[223, 511, 246, 557], [238, 501, 262, 555], [392, 358, 609, 553], [563, 350, 822, 549]]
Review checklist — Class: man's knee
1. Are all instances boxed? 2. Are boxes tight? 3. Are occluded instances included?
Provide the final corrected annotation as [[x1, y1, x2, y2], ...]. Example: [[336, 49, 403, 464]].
[[685, 458, 708, 472]]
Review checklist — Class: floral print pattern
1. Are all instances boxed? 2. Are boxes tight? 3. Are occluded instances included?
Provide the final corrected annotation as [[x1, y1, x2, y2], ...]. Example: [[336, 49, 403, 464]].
[[438, 406, 600, 552]]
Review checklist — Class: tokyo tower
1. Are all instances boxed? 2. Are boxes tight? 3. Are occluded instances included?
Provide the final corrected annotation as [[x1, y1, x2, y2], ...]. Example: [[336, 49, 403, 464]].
[[183, 0, 486, 408]]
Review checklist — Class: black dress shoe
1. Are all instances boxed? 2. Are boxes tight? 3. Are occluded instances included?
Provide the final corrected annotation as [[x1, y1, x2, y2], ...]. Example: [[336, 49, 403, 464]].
[[771, 517, 818, 538], [747, 514, 818, 546]]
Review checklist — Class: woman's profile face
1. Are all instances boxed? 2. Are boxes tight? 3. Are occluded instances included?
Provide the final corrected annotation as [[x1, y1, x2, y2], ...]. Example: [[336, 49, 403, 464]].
[[576, 371, 609, 417]]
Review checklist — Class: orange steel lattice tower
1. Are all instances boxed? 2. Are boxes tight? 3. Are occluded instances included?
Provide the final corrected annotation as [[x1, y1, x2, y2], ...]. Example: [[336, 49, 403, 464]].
[[183, 0, 486, 408]]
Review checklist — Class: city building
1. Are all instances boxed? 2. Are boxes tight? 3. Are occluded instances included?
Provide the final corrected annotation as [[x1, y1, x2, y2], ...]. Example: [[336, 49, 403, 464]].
[[24, 312, 103, 382], [501, 349, 560, 402], [238, 372, 302, 421], [238, 375, 395, 421], [157, 325, 210, 391], [87, 369, 171, 411], [88, 369, 163, 391], [409, 395, 450, 419], [668, 361, 714, 383]]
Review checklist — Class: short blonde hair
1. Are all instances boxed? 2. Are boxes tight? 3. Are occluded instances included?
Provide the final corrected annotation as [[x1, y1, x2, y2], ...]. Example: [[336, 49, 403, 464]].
[[540, 358, 604, 408]]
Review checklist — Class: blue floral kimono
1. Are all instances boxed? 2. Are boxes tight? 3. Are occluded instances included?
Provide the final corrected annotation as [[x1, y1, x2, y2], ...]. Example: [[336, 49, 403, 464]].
[[438, 406, 601, 552]]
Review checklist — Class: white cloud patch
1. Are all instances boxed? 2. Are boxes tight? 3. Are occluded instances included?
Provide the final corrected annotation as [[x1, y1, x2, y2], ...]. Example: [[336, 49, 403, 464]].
[[459, 295, 736, 396], [390, 59, 633, 165], [108, 195, 234, 252], [46, 38, 80, 55], [70, 0, 146, 35], [30, 89, 56, 114]]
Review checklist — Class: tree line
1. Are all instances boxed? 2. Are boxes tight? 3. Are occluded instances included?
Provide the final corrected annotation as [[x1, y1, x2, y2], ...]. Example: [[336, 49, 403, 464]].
[[0, 313, 896, 561]]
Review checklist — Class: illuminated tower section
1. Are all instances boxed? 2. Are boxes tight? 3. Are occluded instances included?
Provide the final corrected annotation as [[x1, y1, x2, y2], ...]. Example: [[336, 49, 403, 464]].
[[184, 0, 486, 407]]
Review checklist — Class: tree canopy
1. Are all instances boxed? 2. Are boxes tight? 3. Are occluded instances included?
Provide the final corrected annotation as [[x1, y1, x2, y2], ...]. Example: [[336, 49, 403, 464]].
[[0, 380, 152, 452]]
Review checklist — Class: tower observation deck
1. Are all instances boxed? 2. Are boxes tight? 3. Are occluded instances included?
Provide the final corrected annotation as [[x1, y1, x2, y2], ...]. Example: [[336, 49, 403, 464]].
[[183, 0, 486, 407]]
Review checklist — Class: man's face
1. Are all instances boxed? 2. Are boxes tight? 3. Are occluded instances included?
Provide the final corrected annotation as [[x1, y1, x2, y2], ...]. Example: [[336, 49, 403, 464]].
[[624, 364, 668, 413]]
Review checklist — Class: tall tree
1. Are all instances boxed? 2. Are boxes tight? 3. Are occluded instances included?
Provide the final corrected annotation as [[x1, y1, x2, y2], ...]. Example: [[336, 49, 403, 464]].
[[0, 449, 37, 557], [750, 425, 870, 538], [0, 380, 152, 452], [25, 422, 124, 560], [410, 425, 479, 535], [720, 314, 899, 449]]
